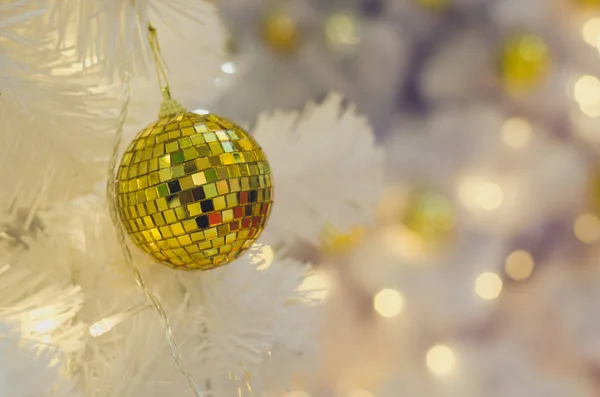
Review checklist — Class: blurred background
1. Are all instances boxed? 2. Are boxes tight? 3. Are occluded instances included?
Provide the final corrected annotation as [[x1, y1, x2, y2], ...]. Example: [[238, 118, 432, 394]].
[[210, 0, 600, 396]]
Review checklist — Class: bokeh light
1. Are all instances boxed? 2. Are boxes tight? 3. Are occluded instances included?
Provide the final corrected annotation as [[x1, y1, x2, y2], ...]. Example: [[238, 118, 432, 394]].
[[475, 272, 503, 300], [501, 117, 532, 148], [348, 389, 374, 397], [505, 250, 535, 281], [426, 345, 456, 376], [458, 178, 504, 211], [574, 213, 600, 244], [220, 62, 236, 74], [582, 18, 600, 47], [475, 183, 504, 210], [574, 75, 600, 107], [252, 244, 275, 270], [373, 288, 405, 318], [299, 271, 330, 301]]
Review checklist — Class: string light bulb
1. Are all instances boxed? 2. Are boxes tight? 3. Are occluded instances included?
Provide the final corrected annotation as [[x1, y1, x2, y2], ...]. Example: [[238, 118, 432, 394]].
[[505, 250, 535, 281], [574, 213, 600, 244], [501, 117, 532, 148], [299, 271, 330, 301], [574, 0, 600, 9], [475, 272, 503, 300], [458, 177, 504, 211], [220, 62, 236, 74], [426, 345, 456, 376], [89, 301, 151, 337], [252, 244, 275, 270], [582, 18, 600, 47], [373, 288, 405, 318], [574, 75, 600, 107], [348, 389, 374, 397]]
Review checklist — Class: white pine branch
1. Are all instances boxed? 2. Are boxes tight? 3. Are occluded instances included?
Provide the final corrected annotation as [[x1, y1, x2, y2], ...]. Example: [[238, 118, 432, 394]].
[[0, 322, 82, 397], [253, 92, 385, 246], [50, 0, 223, 79], [0, 258, 86, 356]]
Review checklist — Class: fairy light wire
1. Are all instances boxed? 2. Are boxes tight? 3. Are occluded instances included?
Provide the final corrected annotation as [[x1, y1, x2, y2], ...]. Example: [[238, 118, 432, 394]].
[[103, 72, 204, 396]]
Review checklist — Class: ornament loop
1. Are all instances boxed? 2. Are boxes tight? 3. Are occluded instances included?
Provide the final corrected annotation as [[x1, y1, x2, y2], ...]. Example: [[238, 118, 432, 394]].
[[147, 24, 170, 99], [147, 23, 186, 117]]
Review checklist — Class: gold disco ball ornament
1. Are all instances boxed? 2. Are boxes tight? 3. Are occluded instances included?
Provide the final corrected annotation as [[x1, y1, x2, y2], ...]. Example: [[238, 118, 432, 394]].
[[115, 99, 274, 270]]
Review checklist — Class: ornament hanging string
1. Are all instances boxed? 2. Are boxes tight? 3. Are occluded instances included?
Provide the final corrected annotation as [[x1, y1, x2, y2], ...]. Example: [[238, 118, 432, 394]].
[[100, 57, 204, 397], [147, 23, 172, 101], [147, 23, 186, 117]]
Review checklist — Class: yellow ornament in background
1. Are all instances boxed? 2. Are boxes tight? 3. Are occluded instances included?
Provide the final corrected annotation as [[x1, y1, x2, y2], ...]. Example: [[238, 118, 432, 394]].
[[573, 0, 600, 8], [262, 11, 299, 54], [324, 12, 361, 55], [116, 104, 274, 271], [225, 35, 238, 57], [588, 167, 600, 212], [414, 0, 449, 11], [320, 224, 365, 254], [501, 34, 550, 93], [402, 190, 455, 248]]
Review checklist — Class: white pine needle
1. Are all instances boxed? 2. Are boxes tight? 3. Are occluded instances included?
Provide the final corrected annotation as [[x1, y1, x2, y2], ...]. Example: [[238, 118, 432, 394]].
[[0, 241, 86, 356], [50, 0, 222, 78], [0, 322, 82, 397], [253, 92, 385, 245]]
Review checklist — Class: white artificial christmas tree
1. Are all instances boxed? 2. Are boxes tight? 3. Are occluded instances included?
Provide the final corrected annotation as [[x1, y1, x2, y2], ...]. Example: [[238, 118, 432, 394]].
[[9, 0, 600, 396], [0, 1, 382, 396]]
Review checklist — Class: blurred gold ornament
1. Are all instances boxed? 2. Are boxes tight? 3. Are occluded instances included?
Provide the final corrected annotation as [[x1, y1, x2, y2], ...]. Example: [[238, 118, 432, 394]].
[[373, 288, 405, 318], [402, 190, 455, 247], [589, 168, 600, 212], [225, 35, 238, 56], [501, 34, 550, 93], [573, 0, 600, 8], [324, 12, 361, 54], [114, 26, 273, 271], [426, 344, 456, 376], [262, 11, 299, 54], [320, 224, 365, 254], [414, 0, 449, 11]]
